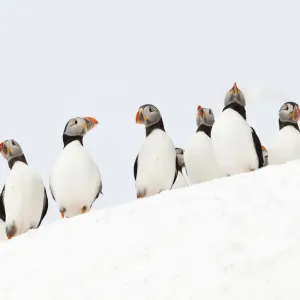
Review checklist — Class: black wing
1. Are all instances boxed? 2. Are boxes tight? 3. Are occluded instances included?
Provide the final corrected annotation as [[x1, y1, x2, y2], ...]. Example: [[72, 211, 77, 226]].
[[0, 186, 6, 222], [94, 181, 103, 200], [171, 155, 179, 188], [251, 127, 264, 168], [38, 187, 49, 227], [90, 181, 103, 210], [134, 155, 138, 181]]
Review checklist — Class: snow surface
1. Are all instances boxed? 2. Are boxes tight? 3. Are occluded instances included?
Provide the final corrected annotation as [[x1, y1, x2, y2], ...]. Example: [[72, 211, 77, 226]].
[[1, 161, 300, 299]]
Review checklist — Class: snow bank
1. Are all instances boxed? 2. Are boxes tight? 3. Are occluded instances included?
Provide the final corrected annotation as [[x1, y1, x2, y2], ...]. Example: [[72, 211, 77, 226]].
[[1, 161, 300, 299]]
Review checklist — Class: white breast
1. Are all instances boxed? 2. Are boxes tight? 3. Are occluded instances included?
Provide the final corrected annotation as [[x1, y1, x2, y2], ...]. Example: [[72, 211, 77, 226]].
[[268, 126, 300, 165], [171, 170, 189, 189], [4, 162, 45, 236], [211, 108, 259, 175], [50, 141, 101, 217], [184, 131, 225, 184], [136, 129, 176, 197]]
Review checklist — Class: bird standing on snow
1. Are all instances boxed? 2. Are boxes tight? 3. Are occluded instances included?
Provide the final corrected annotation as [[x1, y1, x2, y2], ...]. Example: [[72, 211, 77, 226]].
[[134, 104, 177, 198], [184, 106, 224, 184], [268, 102, 300, 165], [211, 82, 264, 175], [50, 117, 102, 218], [0, 139, 48, 239], [171, 148, 189, 189], [262, 145, 268, 167]]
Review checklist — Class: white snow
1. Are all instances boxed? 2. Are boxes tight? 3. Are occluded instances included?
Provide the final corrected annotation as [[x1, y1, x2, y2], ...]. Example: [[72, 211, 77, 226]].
[[1, 161, 300, 299]]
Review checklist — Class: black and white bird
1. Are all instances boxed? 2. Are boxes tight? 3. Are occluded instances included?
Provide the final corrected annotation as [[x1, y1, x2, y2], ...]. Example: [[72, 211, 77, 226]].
[[184, 106, 224, 184], [171, 148, 189, 189], [262, 145, 269, 167], [211, 82, 264, 175], [134, 104, 177, 198], [50, 117, 102, 218], [268, 102, 300, 165], [0, 139, 48, 239]]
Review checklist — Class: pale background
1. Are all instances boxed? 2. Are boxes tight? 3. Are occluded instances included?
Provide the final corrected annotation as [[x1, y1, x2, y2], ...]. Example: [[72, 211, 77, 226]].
[[0, 0, 298, 225]]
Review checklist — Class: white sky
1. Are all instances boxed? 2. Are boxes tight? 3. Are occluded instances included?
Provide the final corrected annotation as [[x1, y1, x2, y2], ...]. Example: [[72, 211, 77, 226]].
[[0, 0, 299, 224]]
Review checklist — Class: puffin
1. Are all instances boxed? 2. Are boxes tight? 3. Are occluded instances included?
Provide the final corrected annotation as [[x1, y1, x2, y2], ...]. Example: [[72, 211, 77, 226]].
[[184, 106, 225, 184], [211, 82, 264, 175], [49, 117, 102, 218], [0, 139, 48, 239], [262, 145, 269, 167], [134, 104, 177, 198], [268, 102, 300, 165], [171, 148, 189, 189]]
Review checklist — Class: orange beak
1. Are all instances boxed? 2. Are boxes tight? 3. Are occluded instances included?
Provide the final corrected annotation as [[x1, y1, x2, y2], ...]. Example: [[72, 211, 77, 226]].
[[261, 145, 267, 152], [298, 108, 300, 120], [0, 142, 3, 152], [233, 82, 238, 93], [84, 117, 98, 129], [136, 110, 143, 124]]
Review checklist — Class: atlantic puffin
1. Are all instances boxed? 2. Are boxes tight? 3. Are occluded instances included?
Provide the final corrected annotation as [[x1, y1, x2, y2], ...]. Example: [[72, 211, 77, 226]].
[[211, 82, 264, 175], [184, 106, 225, 183], [134, 104, 177, 198], [0, 139, 48, 239], [49, 117, 102, 218], [268, 102, 300, 165], [171, 148, 189, 189]]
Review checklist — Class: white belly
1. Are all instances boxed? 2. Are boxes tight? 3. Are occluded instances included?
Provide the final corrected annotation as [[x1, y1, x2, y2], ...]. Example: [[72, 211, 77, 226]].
[[268, 126, 300, 165], [184, 131, 225, 184], [211, 109, 259, 175], [4, 162, 45, 236], [171, 170, 189, 189], [136, 129, 176, 197], [50, 141, 101, 217]]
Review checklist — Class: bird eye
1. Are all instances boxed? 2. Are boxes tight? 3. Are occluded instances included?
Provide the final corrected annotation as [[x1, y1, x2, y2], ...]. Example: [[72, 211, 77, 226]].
[[149, 106, 153, 112], [209, 109, 212, 114], [12, 140, 15, 146], [74, 119, 78, 125]]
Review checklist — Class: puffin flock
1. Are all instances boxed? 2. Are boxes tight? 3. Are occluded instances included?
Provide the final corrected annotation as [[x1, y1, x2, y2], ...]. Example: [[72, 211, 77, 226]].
[[0, 82, 299, 240]]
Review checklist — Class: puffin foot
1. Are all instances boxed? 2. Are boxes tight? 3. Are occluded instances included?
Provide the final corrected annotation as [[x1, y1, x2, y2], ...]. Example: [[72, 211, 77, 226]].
[[6, 222, 17, 240], [60, 208, 66, 218], [82, 206, 87, 214]]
